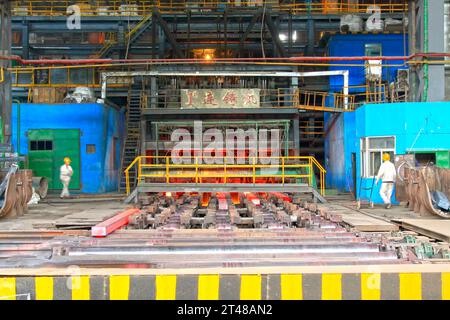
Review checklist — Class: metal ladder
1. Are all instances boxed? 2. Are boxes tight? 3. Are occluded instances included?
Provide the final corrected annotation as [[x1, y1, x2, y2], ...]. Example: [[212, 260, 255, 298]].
[[119, 87, 143, 193]]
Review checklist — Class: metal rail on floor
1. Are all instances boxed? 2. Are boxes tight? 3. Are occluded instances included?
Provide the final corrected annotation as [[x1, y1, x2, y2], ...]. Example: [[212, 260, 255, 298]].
[[124, 155, 326, 196]]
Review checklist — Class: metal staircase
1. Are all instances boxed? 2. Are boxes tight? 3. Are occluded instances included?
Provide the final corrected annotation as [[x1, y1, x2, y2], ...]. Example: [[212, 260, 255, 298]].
[[92, 14, 153, 58], [119, 87, 144, 193]]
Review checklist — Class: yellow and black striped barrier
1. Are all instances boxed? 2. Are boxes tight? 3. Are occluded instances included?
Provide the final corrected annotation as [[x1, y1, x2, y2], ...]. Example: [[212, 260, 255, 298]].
[[1, 272, 449, 300]]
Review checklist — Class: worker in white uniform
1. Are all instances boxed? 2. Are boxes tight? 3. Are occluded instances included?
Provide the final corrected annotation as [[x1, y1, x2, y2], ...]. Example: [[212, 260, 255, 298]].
[[376, 153, 396, 209], [60, 157, 73, 198]]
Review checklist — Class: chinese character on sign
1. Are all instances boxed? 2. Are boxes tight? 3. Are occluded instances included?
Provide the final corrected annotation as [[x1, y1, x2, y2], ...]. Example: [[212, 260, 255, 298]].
[[243, 93, 257, 106], [222, 90, 237, 106], [203, 91, 218, 106], [185, 90, 197, 107]]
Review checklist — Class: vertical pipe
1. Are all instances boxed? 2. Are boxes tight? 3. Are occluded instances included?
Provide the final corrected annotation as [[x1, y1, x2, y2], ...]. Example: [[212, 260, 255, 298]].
[[423, 0, 429, 101]]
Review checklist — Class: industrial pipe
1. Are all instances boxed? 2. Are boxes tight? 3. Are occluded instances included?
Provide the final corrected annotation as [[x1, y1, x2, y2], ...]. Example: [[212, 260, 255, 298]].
[[423, 0, 429, 102], [2, 53, 450, 66]]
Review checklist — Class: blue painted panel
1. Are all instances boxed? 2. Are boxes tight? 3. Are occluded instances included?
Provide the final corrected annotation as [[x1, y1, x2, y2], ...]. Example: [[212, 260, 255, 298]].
[[11, 103, 125, 193], [324, 111, 357, 193], [328, 34, 408, 92], [324, 112, 346, 191]]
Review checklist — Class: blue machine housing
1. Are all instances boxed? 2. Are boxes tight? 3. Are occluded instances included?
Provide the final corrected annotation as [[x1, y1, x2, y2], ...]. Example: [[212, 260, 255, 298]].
[[11, 103, 125, 194]]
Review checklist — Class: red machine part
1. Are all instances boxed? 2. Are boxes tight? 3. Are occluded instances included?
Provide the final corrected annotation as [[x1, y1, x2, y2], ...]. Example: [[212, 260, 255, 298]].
[[91, 208, 141, 237]]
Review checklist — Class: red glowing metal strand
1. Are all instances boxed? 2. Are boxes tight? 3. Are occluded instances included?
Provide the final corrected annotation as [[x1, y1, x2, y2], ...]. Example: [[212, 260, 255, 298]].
[[245, 192, 261, 206], [230, 192, 240, 205], [201, 192, 211, 207], [91, 208, 141, 237], [216, 192, 228, 210], [271, 192, 292, 203]]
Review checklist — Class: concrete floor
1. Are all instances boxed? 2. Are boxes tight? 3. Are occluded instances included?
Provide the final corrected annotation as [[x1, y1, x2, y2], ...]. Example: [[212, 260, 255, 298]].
[[0, 199, 127, 230], [323, 193, 440, 221]]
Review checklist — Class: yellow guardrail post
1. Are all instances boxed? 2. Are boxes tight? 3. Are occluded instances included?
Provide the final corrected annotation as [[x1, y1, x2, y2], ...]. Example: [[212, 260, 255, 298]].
[[125, 170, 130, 195], [138, 157, 142, 183], [124, 156, 142, 195], [165, 156, 170, 183], [195, 157, 199, 184], [224, 157, 227, 184], [252, 157, 256, 184], [281, 157, 285, 185], [308, 157, 312, 186]]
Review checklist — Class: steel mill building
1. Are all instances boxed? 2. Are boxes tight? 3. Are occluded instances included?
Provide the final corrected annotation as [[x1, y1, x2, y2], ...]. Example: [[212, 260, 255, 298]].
[[0, 0, 449, 304]]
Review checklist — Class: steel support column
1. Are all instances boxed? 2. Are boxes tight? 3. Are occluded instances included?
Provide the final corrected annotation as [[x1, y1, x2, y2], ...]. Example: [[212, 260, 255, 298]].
[[21, 23, 29, 60], [0, 0, 12, 143], [306, 0, 315, 56], [409, 0, 445, 102], [293, 115, 300, 157]]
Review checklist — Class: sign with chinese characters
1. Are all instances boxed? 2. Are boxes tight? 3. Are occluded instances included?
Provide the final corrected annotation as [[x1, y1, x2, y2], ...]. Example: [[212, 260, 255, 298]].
[[181, 89, 260, 108]]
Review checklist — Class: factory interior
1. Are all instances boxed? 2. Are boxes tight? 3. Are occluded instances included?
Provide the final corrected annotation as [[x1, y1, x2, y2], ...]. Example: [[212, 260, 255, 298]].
[[0, 0, 450, 302]]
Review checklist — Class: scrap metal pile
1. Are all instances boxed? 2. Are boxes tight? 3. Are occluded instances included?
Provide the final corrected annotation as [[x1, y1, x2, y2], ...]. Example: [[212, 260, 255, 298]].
[[402, 166, 450, 218], [0, 144, 48, 219]]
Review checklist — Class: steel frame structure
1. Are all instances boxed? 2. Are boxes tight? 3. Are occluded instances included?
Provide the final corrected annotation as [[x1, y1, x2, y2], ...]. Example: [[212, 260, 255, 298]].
[[10, 9, 405, 59], [408, 0, 446, 102]]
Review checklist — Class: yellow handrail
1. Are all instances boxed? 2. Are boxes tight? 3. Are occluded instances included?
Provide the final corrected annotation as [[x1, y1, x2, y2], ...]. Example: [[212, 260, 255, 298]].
[[11, 1, 408, 16], [0, 67, 4, 83], [124, 155, 326, 196], [124, 156, 142, 195]]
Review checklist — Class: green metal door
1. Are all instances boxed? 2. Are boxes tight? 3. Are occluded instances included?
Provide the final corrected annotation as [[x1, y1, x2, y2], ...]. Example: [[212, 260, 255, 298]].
[[27, 129, 81, 190], [436, 151, 450, 169]]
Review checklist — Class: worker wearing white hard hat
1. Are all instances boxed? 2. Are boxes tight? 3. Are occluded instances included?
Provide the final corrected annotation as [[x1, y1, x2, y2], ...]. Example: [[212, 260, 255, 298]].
[[60, 157, 73, 198], [376, 153, 396, 209]]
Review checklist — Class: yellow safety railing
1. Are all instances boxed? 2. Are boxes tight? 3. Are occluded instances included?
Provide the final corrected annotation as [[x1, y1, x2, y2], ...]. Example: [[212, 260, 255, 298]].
[[0, 67, 4, 83], [124, 155, 326, 196], [300, 120, 324, 135], [9, 66, 127, 88], [11, 1, 408, 16]]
